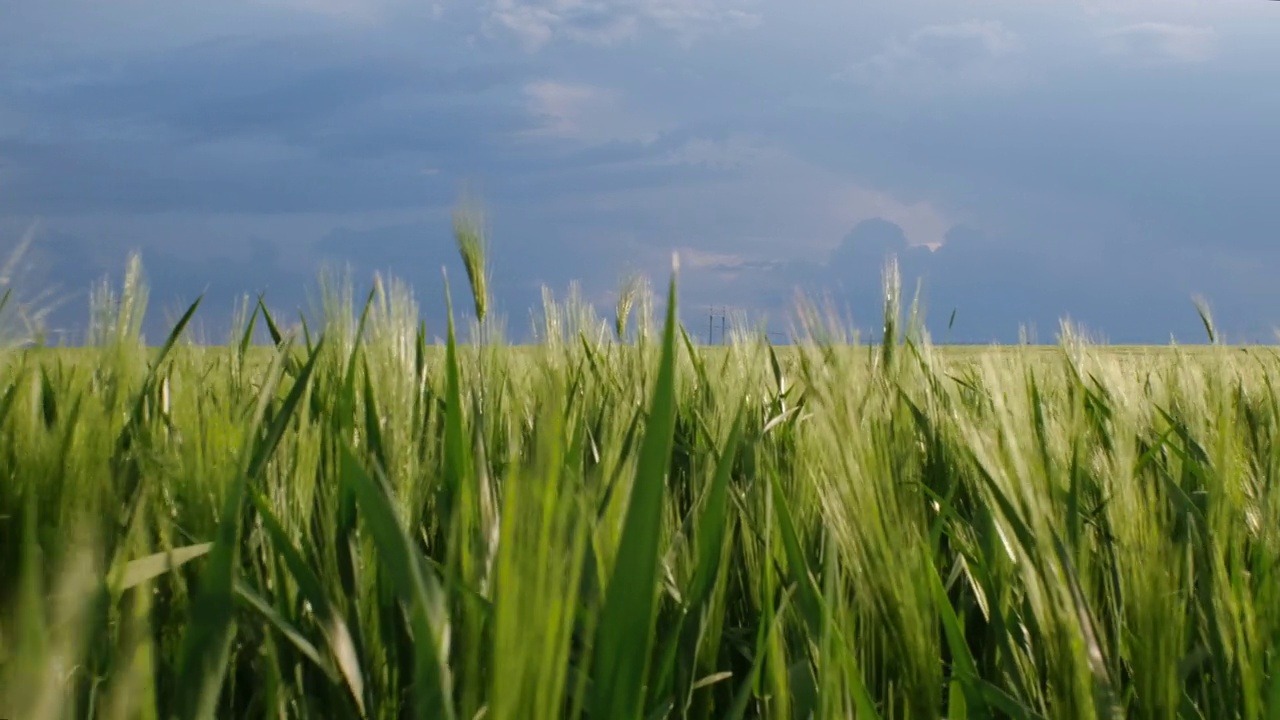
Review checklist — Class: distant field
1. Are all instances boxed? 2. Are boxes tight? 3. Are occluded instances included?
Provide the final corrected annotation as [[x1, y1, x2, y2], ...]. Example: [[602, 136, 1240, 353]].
[[2, 262, 1280, 720], [14, 340, 1273, 362]]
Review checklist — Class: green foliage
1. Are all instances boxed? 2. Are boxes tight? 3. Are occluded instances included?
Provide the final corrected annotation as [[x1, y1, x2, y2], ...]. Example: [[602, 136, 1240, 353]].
[[3, 242, 1280, 720]]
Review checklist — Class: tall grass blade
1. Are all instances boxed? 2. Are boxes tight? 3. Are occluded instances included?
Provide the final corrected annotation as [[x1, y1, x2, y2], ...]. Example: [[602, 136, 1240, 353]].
[[249, 490, 366, 715], [119, 544, 213, 591], [172, 335, 323, 720], [589, 263, 680, 720], [339, 443, 455, 720]]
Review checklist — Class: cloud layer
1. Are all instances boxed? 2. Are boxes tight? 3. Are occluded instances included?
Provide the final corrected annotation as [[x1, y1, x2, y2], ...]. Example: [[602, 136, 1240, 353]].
[[3, 0, 1279, 344], [484, 0, 762, 51]]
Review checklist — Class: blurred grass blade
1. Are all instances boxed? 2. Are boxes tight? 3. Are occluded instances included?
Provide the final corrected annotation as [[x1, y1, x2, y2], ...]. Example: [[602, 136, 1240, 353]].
[[150, 295, 203, 369], [589, 266, 680, 720], [440, 274, 475, 581], [237, 302, 260, 360], [233, 579, 332, 675], [1050, 532, 1122, 719], [119, 543, 213, 591]]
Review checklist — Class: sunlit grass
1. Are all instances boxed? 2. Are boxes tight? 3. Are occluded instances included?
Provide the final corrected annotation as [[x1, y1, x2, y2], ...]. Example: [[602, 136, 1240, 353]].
[[2, 221, 1280, 720]]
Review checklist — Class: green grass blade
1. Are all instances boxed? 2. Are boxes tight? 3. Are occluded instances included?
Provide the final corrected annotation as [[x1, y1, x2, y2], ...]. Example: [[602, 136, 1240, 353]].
[[689, 403, 745, 613], [1050, 532, 1122, 719], [151, 295, 203, 368], [249, 490, 366, 716], [339, 442, 456, 720], [237, 303, 260, 360], [257, 295, 284, 346], [171, 479, 244, 718], [172, 335, 323, 720], [246, 337, 325, 481], [114, 295, 203, 452], [589, 266, 680, 720], [440, 275, 475, 581], [232, 579, 333, 677], [767, 472, 821, 636], [724, 586, 795, 720], [925, 546, 987, 717], [118, 543, 213, 591]]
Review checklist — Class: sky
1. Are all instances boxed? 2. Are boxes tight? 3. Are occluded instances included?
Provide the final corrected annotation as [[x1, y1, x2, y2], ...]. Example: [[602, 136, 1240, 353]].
[[1, 0, 1278, 344]]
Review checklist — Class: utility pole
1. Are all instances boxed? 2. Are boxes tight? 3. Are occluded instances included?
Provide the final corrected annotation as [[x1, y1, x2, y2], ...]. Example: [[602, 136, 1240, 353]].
[[706, 306, 732, 345]]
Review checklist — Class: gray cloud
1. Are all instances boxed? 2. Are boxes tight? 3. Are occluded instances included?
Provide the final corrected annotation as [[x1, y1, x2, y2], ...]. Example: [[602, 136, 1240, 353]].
[[3, 0, 1280, 345], [1099, 22, 1217, 65], [483, 0, 762, 52], [840, 19, 1031, 97], [789, 55, 1280, 256], [0, 34, 545, 215]]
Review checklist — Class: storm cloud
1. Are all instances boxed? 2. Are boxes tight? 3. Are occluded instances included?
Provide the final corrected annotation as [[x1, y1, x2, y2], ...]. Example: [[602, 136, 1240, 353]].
[[3, 0, 1279, 344]]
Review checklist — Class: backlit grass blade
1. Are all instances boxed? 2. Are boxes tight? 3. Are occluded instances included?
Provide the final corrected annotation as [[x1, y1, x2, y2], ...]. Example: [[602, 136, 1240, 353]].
[[114, 295, 202, 453], [4, 493, 47, 705], [150, 295, 203, 369], [589, 264, 680, 720], [300, 311, 313, 355], [37, 365, 56, 428], [361, 353, 387, 468], [0, 374, 22, 429], [679, 325, 710, 395], [976, 681, 1048, 720], [171, 475, 246, 717]]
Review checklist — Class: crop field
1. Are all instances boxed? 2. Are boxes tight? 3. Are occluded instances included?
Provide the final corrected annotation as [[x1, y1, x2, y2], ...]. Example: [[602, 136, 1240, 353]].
[[2, 253, 1280, 720]]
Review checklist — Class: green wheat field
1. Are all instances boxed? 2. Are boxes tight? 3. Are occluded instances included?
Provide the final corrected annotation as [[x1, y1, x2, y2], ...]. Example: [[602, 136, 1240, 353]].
[[2, 222, 1280, 719]]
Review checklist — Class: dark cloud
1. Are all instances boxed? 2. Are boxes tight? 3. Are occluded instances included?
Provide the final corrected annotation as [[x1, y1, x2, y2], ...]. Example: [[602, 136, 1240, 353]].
[[2, 2, 1279, 345], [15, 39, 404, 138], [0, 31, 739, 218], [0, 32, 546, 215], [20, 39, 528, 146], [789, 62, 1280, 255], [0, 136, 457, 215]]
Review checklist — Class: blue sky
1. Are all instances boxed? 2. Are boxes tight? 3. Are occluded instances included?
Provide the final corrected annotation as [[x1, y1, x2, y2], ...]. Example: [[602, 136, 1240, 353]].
[[1, 0, 1277, 344]]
